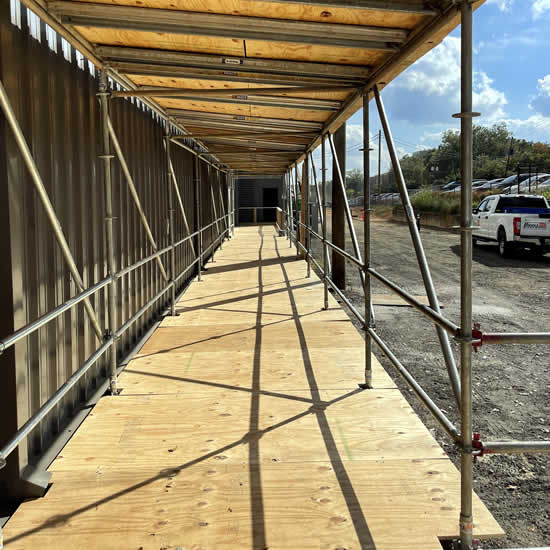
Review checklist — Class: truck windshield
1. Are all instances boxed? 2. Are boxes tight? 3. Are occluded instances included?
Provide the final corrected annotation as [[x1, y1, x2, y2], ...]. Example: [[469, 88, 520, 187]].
[[495, 197, 547, 211]]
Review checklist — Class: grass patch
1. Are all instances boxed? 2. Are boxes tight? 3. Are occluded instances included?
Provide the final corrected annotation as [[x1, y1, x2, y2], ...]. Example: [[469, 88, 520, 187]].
[[409, 187, 503, 215]]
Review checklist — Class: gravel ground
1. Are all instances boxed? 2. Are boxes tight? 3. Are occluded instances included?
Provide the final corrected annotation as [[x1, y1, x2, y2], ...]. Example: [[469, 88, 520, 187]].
[[312, 215, 550, 549]]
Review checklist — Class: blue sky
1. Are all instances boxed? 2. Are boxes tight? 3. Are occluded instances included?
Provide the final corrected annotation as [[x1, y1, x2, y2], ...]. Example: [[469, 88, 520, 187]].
[[327, 0, 550, 174]]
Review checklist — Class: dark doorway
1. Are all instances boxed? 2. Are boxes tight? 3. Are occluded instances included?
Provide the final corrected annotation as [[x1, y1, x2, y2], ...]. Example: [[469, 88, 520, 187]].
[[262, 187, 278, 222]]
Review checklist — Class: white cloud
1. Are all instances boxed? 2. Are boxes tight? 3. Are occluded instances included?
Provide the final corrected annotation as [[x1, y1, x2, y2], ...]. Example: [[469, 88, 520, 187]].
[[533, 0, 550, 18], [528, 74, 550, 118], [486, 0, 514, 11], [382, 37, 507, 125]]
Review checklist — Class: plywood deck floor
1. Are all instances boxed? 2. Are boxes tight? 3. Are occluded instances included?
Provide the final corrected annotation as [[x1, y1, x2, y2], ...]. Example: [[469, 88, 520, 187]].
[[4, 226, 503, 549]]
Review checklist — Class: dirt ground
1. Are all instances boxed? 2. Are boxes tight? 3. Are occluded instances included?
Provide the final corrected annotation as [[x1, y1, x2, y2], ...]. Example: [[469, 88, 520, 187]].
[[313, 215, 550, 548]]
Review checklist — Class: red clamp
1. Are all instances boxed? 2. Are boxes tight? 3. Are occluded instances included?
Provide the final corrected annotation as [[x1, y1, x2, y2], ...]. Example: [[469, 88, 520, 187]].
[[472, 322, 483, 352], [472, 432, 485, 462]]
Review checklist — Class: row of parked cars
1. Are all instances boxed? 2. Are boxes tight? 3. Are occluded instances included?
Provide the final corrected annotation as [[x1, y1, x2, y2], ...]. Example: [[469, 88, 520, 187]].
[[441, 173, 550, 194]]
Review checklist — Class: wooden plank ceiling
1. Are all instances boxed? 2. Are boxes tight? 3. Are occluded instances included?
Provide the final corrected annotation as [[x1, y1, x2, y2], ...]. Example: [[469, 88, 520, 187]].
[[43, 0, 485, 174]]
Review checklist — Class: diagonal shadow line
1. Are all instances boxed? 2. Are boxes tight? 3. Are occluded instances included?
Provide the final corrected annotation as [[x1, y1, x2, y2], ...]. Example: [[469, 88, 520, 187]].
[[200, 255, 299, 275], [201, 306, 292, 317], [273, 234, 377, 549], [4, 381, 362, 545], [135, 298, 330, 361], [176, 279, 320, 313], [4, 229, 365, 545], [249, 225, 266, 549], [180, 278, 307, 304], [123, 369, 315, 404]]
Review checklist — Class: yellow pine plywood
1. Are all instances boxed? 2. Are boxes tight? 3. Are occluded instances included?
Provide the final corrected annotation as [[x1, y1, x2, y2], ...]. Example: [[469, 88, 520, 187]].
[[68, 0, 426, 29], [128, 75, 353, 101], [245, 39, 389, 65], [119, 347, 396, 393], [155, 97, 332, 122], [3, 226, 503, 550], [43, 389, 445, 473], [3, 459, 500, 550], [76, 26, 246, 56]]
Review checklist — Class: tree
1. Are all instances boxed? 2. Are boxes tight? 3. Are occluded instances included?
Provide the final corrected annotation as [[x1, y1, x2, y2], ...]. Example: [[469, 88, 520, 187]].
[[345, 168, 363, 194]]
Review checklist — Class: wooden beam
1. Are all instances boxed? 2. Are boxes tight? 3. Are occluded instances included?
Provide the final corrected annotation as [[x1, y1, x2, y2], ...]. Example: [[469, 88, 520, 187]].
[[96, 46, 370, 81], [51, 2, 407, 50]]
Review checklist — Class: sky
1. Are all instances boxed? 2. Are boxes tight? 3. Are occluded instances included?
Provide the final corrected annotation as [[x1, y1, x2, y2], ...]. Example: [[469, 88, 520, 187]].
[[318, 0, 550, 176]]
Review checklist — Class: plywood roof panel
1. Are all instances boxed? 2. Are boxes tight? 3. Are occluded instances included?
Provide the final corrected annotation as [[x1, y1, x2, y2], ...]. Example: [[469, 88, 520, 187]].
[[46, 0, 487, 173], [156, 97, 332, 122], [68, 0, 427, 28], [128, 75, 353, 100], [76, 26, 247, 56]]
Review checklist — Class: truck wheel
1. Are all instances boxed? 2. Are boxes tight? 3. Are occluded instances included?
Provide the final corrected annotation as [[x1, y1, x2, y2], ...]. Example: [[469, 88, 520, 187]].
[[497, 229, 511, 258], [531, 245, 544, 258], [472, 237, 478, 247]]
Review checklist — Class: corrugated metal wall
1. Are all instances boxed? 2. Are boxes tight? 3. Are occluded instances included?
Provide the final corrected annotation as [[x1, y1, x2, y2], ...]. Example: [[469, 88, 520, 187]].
[[0, 1, 227, 497]]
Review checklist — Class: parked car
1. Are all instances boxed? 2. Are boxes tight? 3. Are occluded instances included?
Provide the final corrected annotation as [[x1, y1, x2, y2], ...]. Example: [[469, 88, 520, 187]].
[[444, 179, 487, 193], [503, 174, 550, 194], [475, 178, 504, 191], [472, 194, 550, 257], [441, 180, 460, 191]]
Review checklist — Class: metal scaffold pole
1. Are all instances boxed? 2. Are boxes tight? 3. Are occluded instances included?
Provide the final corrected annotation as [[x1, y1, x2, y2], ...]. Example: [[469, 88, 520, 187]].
[[98, 70, 119, 395], [294, 164, 300, 258], [165, 133, 177, 316], [0, 79, 105, 345], [458, 1, 476, 547], [107, 117, 169, 282], [362, 92, 373, 389], [303, 155, 311, 276], [321, 136, 329, 310], [194, 155, 202, 281], [165, 138, 197, 257], [288, 171, 293, 247], [373, 85, 462, 409]]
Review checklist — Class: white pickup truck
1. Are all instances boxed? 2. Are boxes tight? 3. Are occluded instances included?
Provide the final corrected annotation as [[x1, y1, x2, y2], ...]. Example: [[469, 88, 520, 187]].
[[472, 194, 550, 257]]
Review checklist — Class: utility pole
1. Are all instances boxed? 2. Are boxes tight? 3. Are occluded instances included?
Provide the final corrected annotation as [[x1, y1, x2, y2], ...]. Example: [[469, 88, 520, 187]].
[[504, 136, 514, 177]]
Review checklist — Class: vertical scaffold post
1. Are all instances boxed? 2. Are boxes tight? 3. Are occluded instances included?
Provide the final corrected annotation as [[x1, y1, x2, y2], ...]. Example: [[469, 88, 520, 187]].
[[165, 132, 177, 316], [374, 85, 461, 408], [98, 70, 118, 395], [294, 164, 300, 258], [361, 92, 373, 389], [288, 171, 293, 247], [231, 173, 236, 236], [458, 1, 475, 547], [321, 136, 329, 310], [194, 155, 202, 281], [303, 155, 311, 276]]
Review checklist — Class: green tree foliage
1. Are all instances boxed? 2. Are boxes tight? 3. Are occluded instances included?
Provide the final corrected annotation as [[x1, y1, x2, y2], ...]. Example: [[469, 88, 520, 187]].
[[345, 168, 363, 195], [369, 124, 550, 191]]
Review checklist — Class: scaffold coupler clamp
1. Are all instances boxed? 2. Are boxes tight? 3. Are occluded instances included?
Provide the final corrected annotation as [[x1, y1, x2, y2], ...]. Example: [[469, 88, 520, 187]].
[[472, 322, 483, 352], [472, 432, 485, 463]]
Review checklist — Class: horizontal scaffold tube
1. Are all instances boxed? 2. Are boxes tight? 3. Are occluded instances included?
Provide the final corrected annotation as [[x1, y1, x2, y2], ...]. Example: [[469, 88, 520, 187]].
[[368, 328, 460, 442], [296, 219, 364, 269], [0, 338, 113, 466], [0, 277, 111, 355], [368, 268, 460, 336], [480, 332, 550, 345], [483, 441, 550, 454], [325, 277, 366, 326]]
